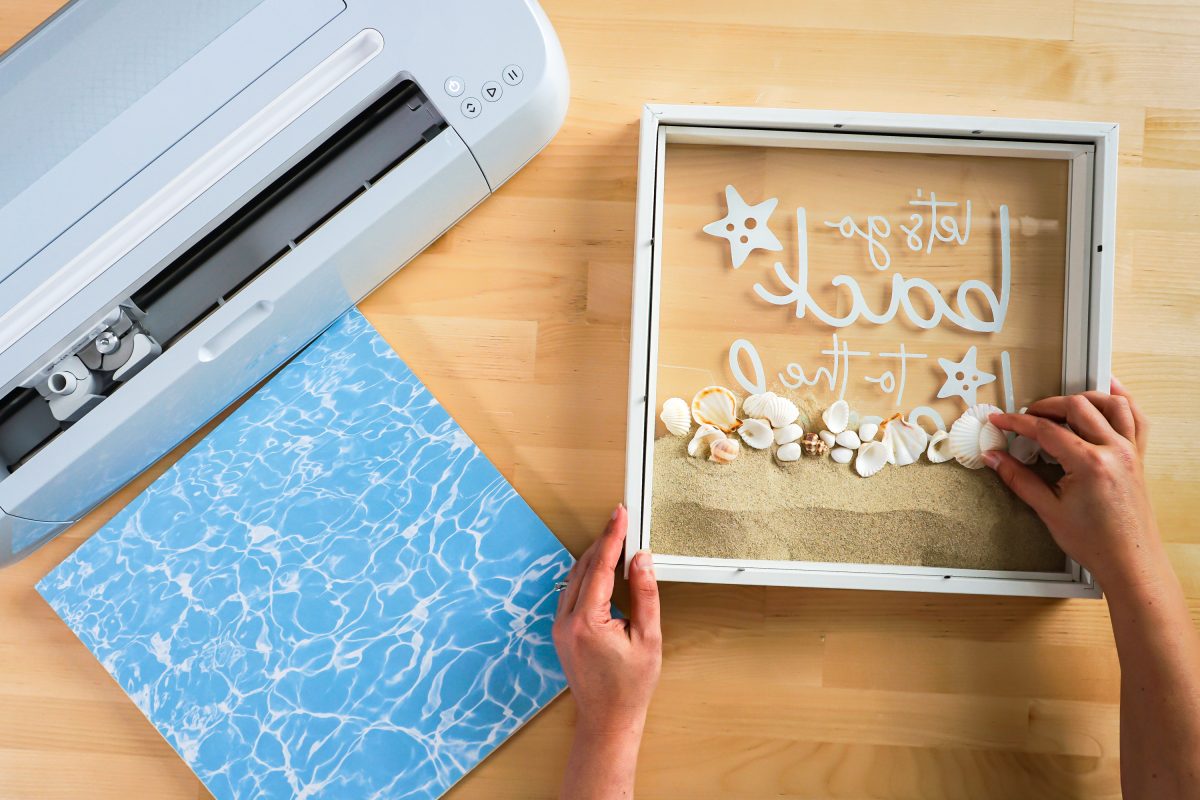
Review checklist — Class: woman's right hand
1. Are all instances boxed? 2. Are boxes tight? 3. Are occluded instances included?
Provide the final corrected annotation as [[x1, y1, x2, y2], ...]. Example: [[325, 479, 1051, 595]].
[[985, 379, 1162, 592]]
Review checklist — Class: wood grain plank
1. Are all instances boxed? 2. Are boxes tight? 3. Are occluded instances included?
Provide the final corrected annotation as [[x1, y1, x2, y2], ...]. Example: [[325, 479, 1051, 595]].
[[821, 634, 1121, 703]]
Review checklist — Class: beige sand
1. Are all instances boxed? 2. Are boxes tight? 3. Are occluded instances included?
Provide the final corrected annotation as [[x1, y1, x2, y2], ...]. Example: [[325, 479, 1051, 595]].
[[650, 430, 1066, 573]]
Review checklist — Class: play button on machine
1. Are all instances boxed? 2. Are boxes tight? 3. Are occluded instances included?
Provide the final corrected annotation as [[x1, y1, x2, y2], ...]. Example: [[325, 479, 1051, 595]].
[[482, 81, 503, 102]]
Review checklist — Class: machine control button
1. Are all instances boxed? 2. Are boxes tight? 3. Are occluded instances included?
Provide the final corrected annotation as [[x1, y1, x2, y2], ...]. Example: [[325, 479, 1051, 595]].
[[502, 64, 523, 85], [460, 97, 482, 118], [444, 76, 465, 97], [482, 81, 503, 102]]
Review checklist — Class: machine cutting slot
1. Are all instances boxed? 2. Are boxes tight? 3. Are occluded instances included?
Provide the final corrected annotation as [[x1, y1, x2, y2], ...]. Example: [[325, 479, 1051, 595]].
[[0, 77, 448, 474]]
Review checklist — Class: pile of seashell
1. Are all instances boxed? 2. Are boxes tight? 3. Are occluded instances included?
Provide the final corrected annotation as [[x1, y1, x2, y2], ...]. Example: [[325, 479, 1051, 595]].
[[661, 388, 1045, 478]]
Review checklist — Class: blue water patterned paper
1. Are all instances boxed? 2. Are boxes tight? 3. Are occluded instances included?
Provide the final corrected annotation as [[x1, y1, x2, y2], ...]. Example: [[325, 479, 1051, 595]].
[[38, 309, 572, 800]]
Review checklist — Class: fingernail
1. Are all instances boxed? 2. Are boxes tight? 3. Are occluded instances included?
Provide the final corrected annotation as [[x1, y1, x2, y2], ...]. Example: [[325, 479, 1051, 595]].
[[634, 550, 653, 571], [982, 451, 1001, 469], [612, 503, 624, 521], [1111, 376, 1124, 390]]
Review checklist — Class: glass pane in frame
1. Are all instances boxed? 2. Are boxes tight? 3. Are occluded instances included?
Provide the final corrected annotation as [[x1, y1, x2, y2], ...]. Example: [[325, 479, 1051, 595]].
[[648, 130, 1080, 574]]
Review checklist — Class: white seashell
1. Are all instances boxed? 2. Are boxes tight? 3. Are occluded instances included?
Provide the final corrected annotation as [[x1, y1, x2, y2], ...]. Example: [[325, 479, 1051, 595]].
[[949, 414, 985, 468], [1009, 435, 1040, 465], [926, 430, 953, 463], [659, 397, 691, 437], [687, 424, 724, 457], [742, 392, 777, 419], [818, 429, 836, 448], [963, 403, 1004, 425], [948, 413, 1008, 469], [775, 442, 802, 463], [708, 437, 741, 464], [738, 418, 774, 449], [834, 430, 861, 450], [774, 423, 804, 446], [822, 400, 850, 434], [881, 417, 930, 467], [692, 386, 741, 433], [858, 422, 879, 442], [979, 421, 1008, 454], [830, 446, 853, 464], [854, 441, 888, 478], [760, 394, 800, 428]]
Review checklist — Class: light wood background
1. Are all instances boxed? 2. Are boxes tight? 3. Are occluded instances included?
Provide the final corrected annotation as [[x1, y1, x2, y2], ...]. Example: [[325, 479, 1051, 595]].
[[1, 1, 1197, 798]]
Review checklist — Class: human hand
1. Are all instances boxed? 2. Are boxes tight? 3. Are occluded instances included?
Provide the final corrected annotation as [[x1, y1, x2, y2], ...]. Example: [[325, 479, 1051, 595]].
[[985, 379, 1162, 592], [553, 505, 661, 739]]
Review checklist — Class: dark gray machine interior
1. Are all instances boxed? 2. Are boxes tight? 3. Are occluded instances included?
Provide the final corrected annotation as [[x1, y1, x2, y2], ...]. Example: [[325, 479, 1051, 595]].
[[0, 78, 447, 473]]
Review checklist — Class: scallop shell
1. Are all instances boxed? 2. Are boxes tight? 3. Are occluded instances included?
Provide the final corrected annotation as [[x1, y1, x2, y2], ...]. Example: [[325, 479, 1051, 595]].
[[801, 432, 828, 456], [1009, 434, 1040, 465], [774, 423, 804, 446], [881, 417, 930, 467], [692, 386, 741, 433], [926, 430, 953, 463], [858, 422, 879, 442], [708, 437, 741, 464], [742, 391, 777, 419], [822, 400, 850, 434], [659, 397, 691, 437], [835, 430, 861, 450], [687, 424, 724, 457], [738, 418, 774, 449], [761, 395, 800, 428], [818, 430, 836, 448], [775, 442, 802, 463], [830, 446, 853, 464], [854, 440, 888, 478], [963, 403, 1004, 425], [948, 413, 1008, 469]]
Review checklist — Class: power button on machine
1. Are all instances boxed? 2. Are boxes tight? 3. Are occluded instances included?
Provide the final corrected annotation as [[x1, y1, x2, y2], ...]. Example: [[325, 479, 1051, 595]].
[[444, 76, 465, 97]]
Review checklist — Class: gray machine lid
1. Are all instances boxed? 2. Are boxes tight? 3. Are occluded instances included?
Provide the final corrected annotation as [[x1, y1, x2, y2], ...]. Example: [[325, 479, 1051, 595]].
[[0, 0, 272, 286]]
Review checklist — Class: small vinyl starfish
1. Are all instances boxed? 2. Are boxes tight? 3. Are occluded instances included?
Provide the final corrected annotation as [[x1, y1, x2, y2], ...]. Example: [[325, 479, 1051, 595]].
[[702, 185, 783, 268], [936, 346, 996, 407]]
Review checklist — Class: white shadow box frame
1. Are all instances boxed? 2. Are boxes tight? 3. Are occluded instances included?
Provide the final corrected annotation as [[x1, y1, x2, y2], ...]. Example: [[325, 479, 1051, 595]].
[[623, 105, 1118, 599]]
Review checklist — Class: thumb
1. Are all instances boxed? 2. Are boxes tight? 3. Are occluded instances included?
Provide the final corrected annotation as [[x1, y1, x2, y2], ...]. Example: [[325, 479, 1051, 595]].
[[628, 550, 661, 647], [983, 450, 1058, 519]]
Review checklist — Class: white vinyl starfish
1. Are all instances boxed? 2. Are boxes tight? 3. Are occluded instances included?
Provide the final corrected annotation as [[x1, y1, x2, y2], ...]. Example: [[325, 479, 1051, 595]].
[[702, 185, 783, 268], [936, 346, 997, 406]]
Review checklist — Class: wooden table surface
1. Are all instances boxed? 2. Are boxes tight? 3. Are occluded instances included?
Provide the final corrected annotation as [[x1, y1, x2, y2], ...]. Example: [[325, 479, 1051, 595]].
[[2, 1, 1198, 798]]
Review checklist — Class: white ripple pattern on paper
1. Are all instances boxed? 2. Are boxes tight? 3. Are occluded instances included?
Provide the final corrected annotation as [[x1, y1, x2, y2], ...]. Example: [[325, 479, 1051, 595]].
[[38, 309, 571, 800]]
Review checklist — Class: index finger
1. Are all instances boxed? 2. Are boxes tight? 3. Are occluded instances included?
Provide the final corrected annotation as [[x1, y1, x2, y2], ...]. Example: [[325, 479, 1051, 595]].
[[574, 505, 627, 621], [989, 412, 1091, 467]]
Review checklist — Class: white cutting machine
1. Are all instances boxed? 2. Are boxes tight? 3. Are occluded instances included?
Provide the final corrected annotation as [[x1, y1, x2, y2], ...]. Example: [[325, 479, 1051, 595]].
[[0, 0, 569, 563]]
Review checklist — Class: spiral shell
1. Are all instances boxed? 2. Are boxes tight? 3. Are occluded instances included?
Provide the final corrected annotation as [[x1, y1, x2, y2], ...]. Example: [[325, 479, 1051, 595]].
[[801, 432, 829, 457], [692, 386, 741, 433], [659, 397, 691, 436], [708, 437, 741, 464]]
